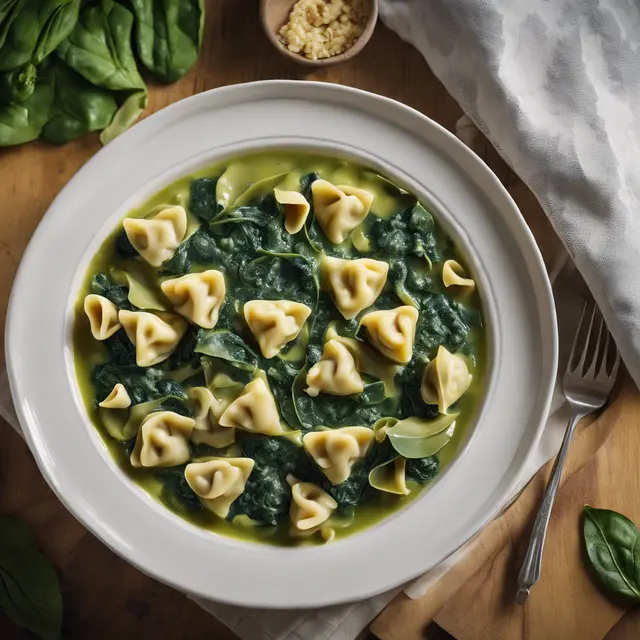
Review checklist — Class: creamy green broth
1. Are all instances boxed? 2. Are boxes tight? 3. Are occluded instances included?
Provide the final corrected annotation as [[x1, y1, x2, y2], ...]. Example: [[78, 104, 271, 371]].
[[73, 150, 487, 546]]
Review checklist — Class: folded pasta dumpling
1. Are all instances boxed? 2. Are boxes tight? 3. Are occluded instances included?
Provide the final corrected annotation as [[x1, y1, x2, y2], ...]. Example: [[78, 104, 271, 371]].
[[442, 260, 475, 290], [421, 345, 473, 413], [360, 306, 419, 364], [321, 256, 389, 320], [290, 480, 338, 530], [311, 180, 374, 244], [219, 378, 284, 435], [188, 386, 234, 448], [369, 457, 410, 495], [119, 310, 187, 367], [184, 458, 254, 518], [130, 411, 195, 468], [123, 205, 187, 267], [274, 188, 310, 234], [303, 427, 374, 484], [244, 299, 312, 358], [99, 383, 131, 409], [161, 270, 226, 329], [84, 294, 121, 340], [305, 339, 364, 397]]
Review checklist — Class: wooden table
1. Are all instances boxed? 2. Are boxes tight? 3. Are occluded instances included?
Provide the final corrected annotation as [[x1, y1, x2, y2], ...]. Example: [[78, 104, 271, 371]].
[[1, 1, 638, 638]]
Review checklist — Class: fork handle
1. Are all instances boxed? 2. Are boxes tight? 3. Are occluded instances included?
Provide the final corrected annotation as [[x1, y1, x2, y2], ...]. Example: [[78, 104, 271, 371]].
[[516, 410, 585, 604]]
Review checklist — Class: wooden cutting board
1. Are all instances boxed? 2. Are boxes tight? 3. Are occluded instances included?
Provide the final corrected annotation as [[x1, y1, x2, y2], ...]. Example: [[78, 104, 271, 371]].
[[371, 373, 640, 640]]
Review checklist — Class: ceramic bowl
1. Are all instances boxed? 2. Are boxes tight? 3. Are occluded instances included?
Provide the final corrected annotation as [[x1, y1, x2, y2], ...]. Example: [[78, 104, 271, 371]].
[[6, 81, 557, 608]]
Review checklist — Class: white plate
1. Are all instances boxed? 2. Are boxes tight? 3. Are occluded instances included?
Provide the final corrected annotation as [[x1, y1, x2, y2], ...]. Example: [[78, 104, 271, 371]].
[[6, 81, 557, 608]]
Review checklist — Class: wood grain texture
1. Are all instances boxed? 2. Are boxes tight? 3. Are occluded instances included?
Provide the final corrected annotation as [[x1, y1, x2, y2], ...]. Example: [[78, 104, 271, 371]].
[[0, 0, 588, 638]]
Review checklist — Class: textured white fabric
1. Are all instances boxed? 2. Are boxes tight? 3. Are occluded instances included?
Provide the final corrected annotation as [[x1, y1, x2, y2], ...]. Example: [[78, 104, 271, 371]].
[[379, 0, 640, 389]]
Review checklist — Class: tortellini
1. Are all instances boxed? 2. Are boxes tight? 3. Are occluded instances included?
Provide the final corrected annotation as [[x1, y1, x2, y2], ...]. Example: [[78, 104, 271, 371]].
[[303, 427, 374, 485], [98, 383, 131, 409], [311, 180, 374, 244], [369, 457, 410, 495], [274, 188, 310, 234], [84, 294, 121, 340], [161, 270, 226, 329], [289, 479, 338, 530], [188, 387, 234, 448], [321, 256, 389, 320], [184, 458, 255, 518], [305, 339, 364, 397], [442, 259, 475, 290], [119, 310, 188, 367], [219, 378, 284, 436], [360, 306, 419, 364], [123, 205, 187, 267], [244, 299, 312, 358], [130, 411, 195, 468], [421, 345, 473, 414]]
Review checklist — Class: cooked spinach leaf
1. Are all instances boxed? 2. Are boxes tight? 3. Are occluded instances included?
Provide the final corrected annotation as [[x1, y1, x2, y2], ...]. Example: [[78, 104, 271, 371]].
[[157, 464, 202, 512], [190, 176, 221, 222], [90, 272, 131, 309], [405, 455, 439, 483]]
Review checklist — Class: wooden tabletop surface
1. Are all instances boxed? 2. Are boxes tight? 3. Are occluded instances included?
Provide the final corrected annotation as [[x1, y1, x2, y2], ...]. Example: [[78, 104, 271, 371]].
[[0, 1, 635, 639]]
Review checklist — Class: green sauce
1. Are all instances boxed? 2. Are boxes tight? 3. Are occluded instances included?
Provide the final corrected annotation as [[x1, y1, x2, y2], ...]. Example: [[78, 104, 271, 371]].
[[73, 150, 487, 546]]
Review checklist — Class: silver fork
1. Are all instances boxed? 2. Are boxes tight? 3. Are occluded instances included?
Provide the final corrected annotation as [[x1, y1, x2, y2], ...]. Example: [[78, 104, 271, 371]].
[[516, 301, 620, 604]]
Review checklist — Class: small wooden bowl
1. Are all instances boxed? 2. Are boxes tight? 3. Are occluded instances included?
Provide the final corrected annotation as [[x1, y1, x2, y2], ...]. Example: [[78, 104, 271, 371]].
[[260, 0, 378, 67]]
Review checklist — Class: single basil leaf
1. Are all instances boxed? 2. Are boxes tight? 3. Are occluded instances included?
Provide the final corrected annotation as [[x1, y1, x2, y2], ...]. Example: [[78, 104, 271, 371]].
[[583, 506, 640, 602], [41, 59, 118, 143], [0, 516, 62, 640], [129, 0, 204, 83], [99, 89, 147, 144], [195, 329, 258, 370], [57, 0, 146, 91], [0, 68, 54, 146]]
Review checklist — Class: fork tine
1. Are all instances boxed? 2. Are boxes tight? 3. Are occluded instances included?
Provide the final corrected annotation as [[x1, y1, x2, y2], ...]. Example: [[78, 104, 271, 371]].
[[609, 348, 621, 382], [586, 311, 605, 379], [596, 330, 611, 381], [566, 302, 588, 376], [569, 302, 596, 375]]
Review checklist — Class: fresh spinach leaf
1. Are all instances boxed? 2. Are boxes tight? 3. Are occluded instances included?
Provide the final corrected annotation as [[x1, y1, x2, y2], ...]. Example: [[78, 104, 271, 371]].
[[0, 0, 80, 71], [0, 61, 35, 102], [41, 59, 117, 143], [57, 0, 145, 91], [128, 0, 204, 82], [0, 516, 62, 640], [99, 88, 146, 144], [0, 68, 53, 146], [583, 506, 640, 602]]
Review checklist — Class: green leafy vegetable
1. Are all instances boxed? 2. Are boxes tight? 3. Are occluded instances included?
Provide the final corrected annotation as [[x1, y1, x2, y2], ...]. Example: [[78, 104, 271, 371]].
[[0, 61, 35, 102], [128, 0, 204, 83], [385, 414, 457, 459], [0, 69, 53, 145], [41, 60, 117, 143], [405, 455, 439, 483], [195, 329, 258, 370], [57, 0, 145, 91], [583, 506, 640, 602], [99, 88, 146, 144], [0, 0, 80, 71], [190, 176, 221, 222], [0, 516, 63, 640]]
